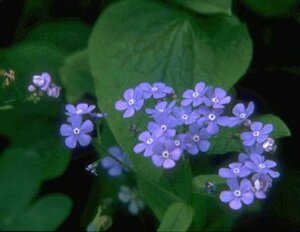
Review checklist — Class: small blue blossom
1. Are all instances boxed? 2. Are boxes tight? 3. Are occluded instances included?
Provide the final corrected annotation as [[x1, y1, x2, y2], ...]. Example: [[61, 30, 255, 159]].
[[181, 82, 208, 107], [240, 122, 273, 146], [220, 178, 254, 210], [245, 153, 280, 178], [145, 100, 176, 120], [115, 88, 144, 118], [65, 103, 96, 116], [173, 133, 187, 151], [227, 102, 254, 127], [133, 130, 161, 157], [118, 186, 144, 215], [172, 105, 199, 125], [60, 115, 94, 149], [206, 86, 231, 108], [151, 140, 182, 169], [139, 82, 173, 99], [219, 162, 251, 179], [148, 115, 178, 138], [197, 108, 229, 135], [185, 124, 211, 155], [101, 146, 131, 176], [47, 84, 61, 98], [32, 72, 51, 91]]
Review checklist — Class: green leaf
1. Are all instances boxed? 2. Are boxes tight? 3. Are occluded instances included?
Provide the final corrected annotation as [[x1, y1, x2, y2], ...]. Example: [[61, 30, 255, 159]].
[[59, 49, 95, 102], [10, 194, 72, 231], [24, 20, 91, 53], [158, 202, 194, 232], [88, 0, 252, 179], [243, 0, 297, 17], [256, 114, 291, 138], [172, 0, 232, 15], [137, 176, 183, 219], [208, 127, 242, 155], [193, 174, 226, 193], [0, 149, 72, 230]]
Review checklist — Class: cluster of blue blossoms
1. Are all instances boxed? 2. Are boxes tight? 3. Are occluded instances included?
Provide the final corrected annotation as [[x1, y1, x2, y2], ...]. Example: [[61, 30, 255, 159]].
[[115, 81, 280, 210], [28, 72, 61, 98]]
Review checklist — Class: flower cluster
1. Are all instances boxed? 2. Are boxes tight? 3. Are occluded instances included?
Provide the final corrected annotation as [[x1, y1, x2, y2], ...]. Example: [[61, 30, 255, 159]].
[[60, 103, 106, 149], [115, 81, 281, 211], [219, 106, 279, 210], [28, 72, 61, 98], [116, 81, 233, 169]]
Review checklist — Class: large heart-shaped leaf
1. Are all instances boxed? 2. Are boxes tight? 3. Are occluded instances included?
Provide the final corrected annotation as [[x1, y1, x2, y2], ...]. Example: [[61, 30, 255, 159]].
[[88, 0, 252, 179]]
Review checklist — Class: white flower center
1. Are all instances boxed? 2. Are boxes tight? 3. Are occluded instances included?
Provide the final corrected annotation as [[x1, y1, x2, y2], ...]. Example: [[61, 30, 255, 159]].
[[146, 138, 153, 145], [192, 135, 200, 142], [162, 150, 170, 158], [192, 92, 199, 98], [258, 163, 266, 169], [254, 179, 261, 191], [128, 99, 135, 105], [253, 131, 260, 137], [212, 97, 219, 103], [151, 86, 158, 91], [182, 114, 188, 120], [158, 109, 164, 112], [73, 128, 80, 135], [233, 168, 240, 174], [174, 140, 180, 146], [208, 113, 216, 121], [76, 109, 83, 114], [161, 124, 167, 131], [234, 190, 241, 197], [239, 113, 246, 119]]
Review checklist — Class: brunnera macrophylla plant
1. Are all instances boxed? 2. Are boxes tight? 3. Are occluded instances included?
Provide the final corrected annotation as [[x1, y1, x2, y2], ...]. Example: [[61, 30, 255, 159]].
[[115, 81, 279, 211]]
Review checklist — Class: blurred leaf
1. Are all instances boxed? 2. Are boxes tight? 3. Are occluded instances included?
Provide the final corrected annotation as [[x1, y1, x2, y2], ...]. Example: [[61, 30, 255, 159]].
[[10, 194, 72, 231], [158, 202, 194, 232], [243, 0, 297, 17], [137, 176, 183, 219], [60, 49, 95, 102], [208, 127, 242, 155], [24, 20, 91, 53], [0, 149, 72, 230], [172, 0, 232, 15], [88, 0, 252, 180], [256, 114, 291, 138]]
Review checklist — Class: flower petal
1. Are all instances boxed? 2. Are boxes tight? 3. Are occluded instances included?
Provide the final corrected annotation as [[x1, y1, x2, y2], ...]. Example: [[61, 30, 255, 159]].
[[229, 198, 242, 210], [81, 120, 94, 133], [78, 134, 91, 146], [163, 159, 175, 169], [220, 191, 234, 202], [115, 100, 128, 111], [65, 135, 77, 149], [60, 124, 73, 136]]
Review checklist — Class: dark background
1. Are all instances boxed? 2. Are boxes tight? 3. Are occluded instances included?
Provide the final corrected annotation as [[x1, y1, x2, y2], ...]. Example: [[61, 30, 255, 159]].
[[1, 0, 300, 231]]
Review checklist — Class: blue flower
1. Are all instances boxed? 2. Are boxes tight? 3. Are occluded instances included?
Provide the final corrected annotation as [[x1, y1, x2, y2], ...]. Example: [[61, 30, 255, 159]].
[[145, 100, 176, 120], [172, 105, 199, 125], [220, 178, 254, 210], [245, 153, 279, 178], [32, 72, 51, 91], [47, 84, 61, 98], [60, 115, 94, 148], [133, 129, 161, 157], [118, 186, 144, 215], [115, 88, 144, 118], [148, 115, 178, 138], [101, 146, 131, 176], [185, 124, 211, 155], [252, 174, 273, 199], [205, 86, 231, 108], [197, 108, 229, 135], [219, 162, 251, 179], [228, 102, 254, 127], [240, 122, 273, 146], [181, 82, 208, 107], [65, 103, 96, 116], [139, 82, 173, 99], [151, 140, 182, 169]]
